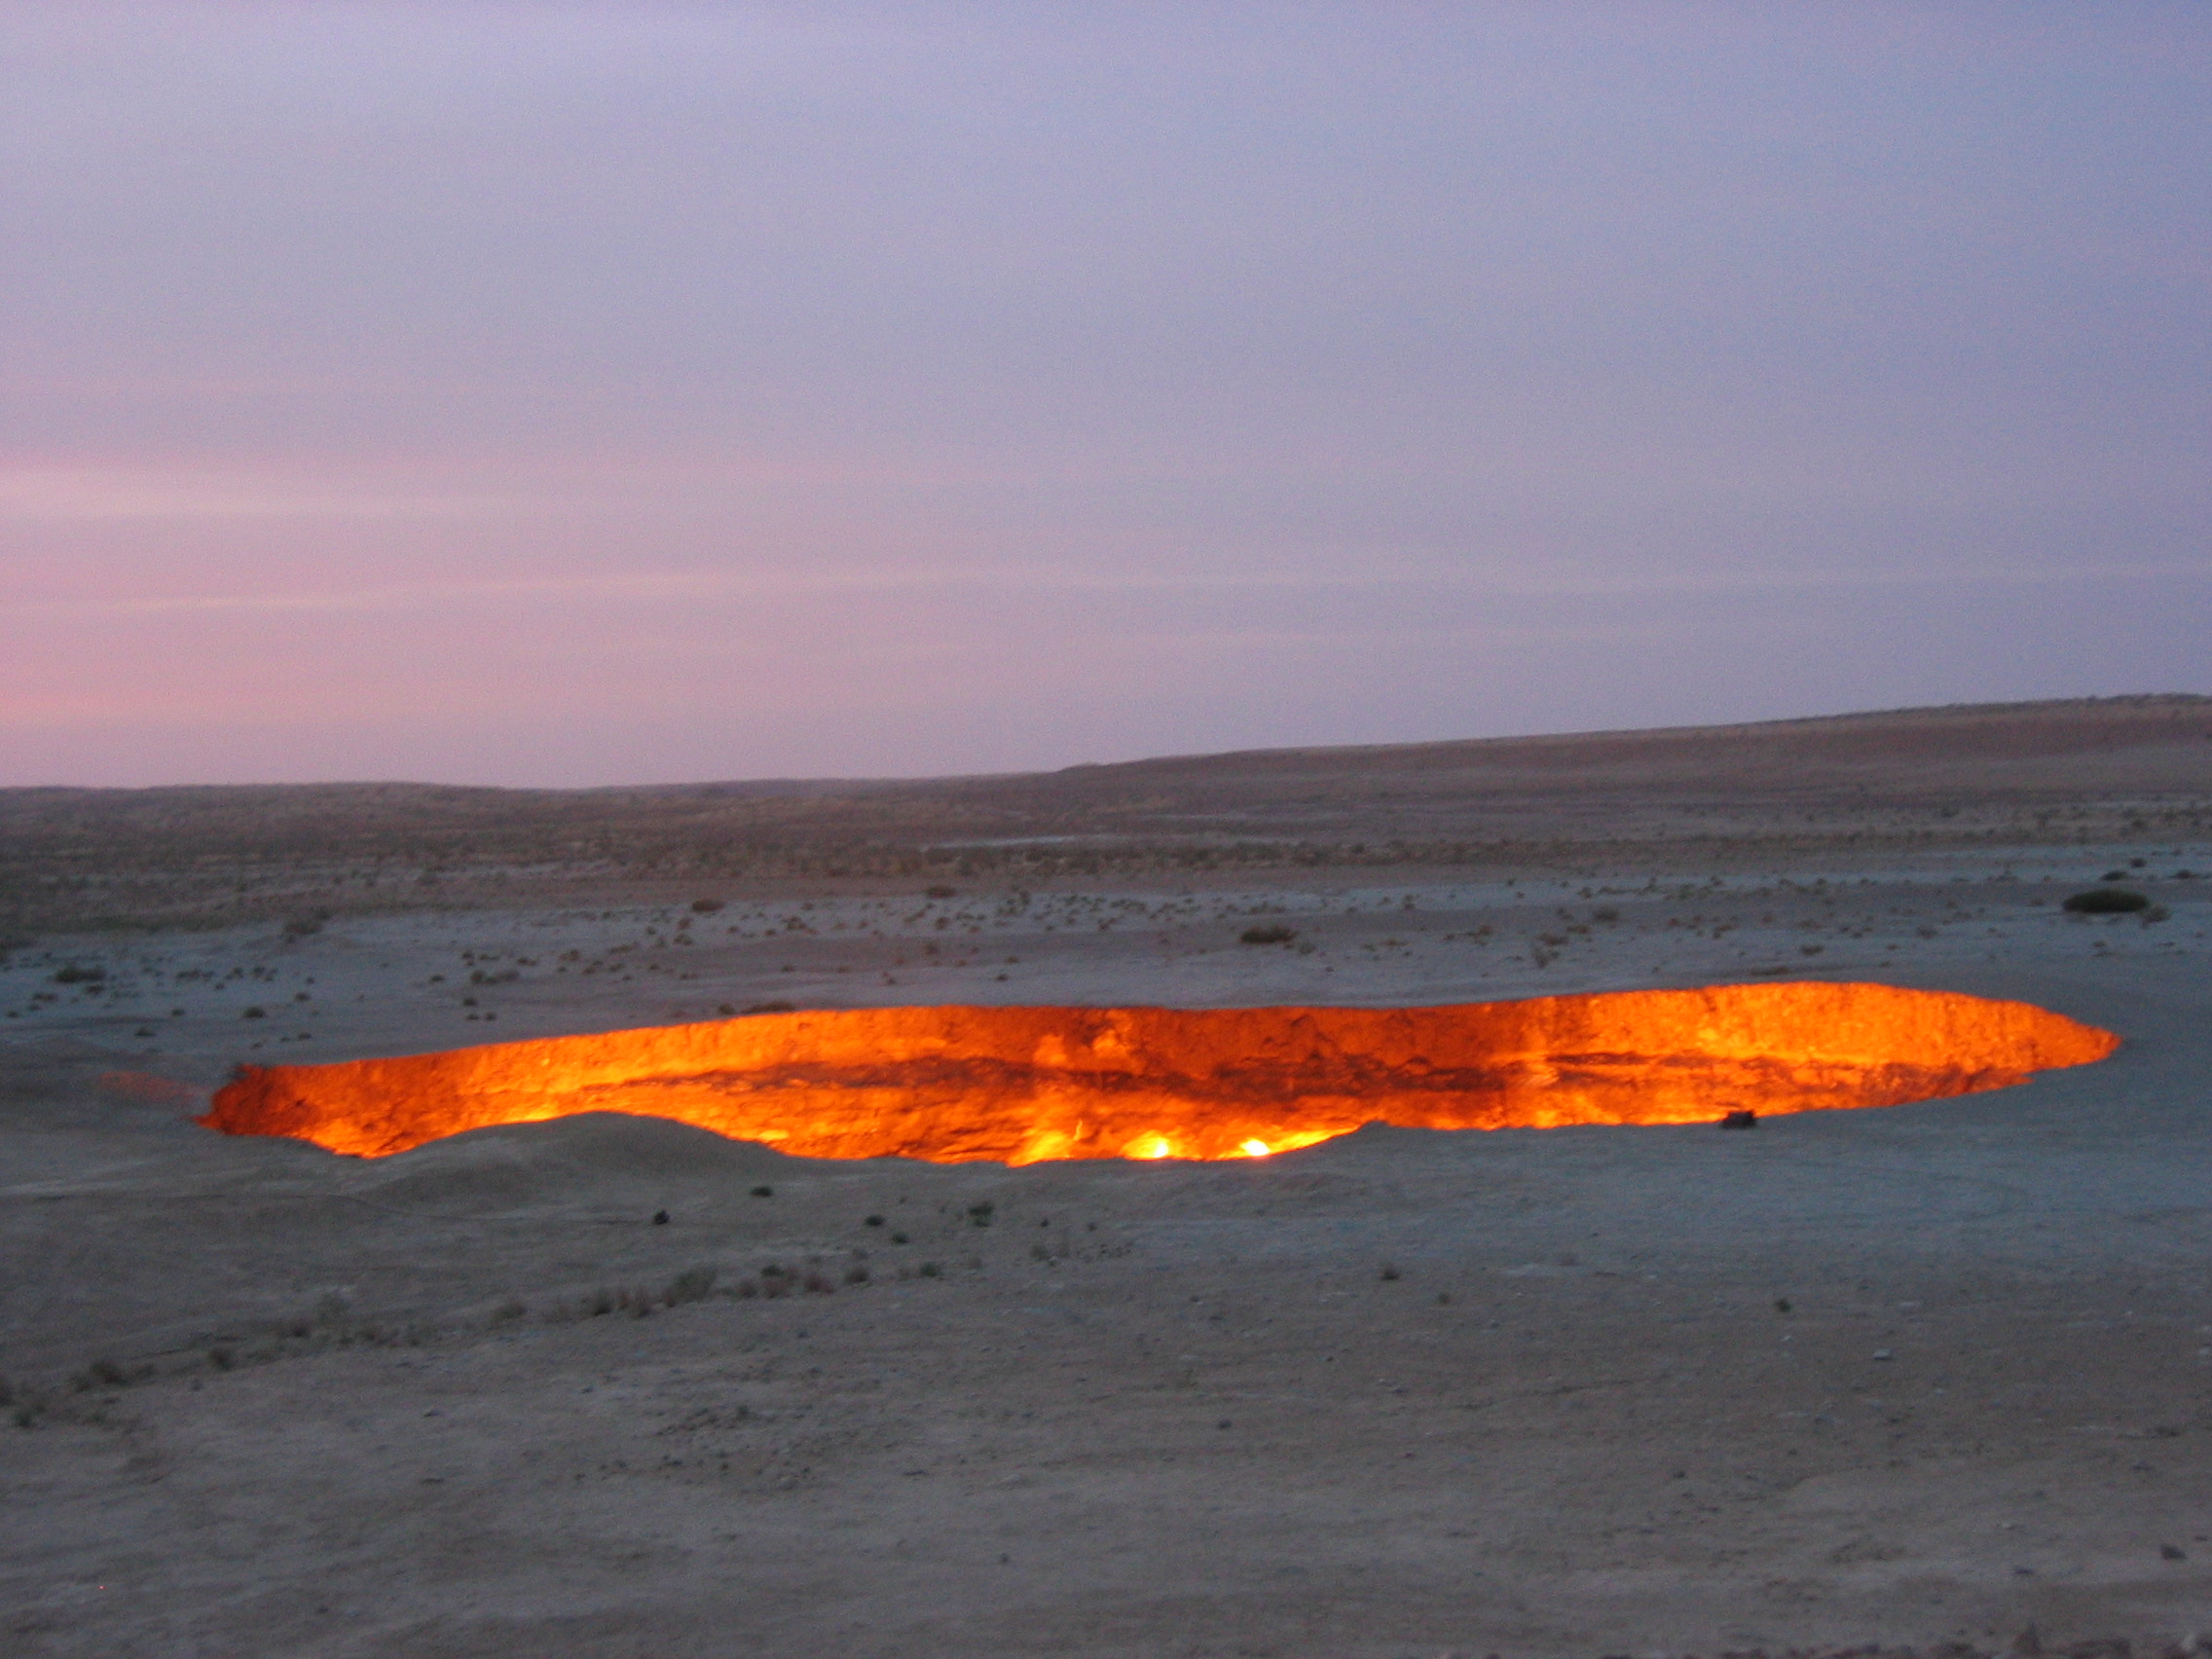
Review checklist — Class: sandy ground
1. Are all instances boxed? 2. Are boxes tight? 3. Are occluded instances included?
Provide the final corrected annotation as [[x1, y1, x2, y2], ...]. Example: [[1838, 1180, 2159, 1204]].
[[4, 837, 2211, 1656]]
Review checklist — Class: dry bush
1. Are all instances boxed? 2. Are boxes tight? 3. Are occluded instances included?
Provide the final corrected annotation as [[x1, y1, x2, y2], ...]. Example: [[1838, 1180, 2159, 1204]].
[[2064, 888, 2151, 914]]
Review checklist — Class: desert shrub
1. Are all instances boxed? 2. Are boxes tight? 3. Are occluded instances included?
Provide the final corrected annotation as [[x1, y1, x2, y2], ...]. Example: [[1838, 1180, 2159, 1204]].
[[281, 911, 331, 940], [925, 884, 958, 899], [750, 1185, 774, 1198], [74, 1357, 132, 1391], [2064, 888, 2151, 914], [664, 1266, 718, 1305], [918, 1261, 941, 1278], [689, 898, 724, 914], [843, 1262, 870, 1285], [1238, 924, 1297, 945], [967, 1201, 995, 1228], [52, 964, 105, 984], [742, 1001, 795, 1014], [241, 1006, 267, 1019]]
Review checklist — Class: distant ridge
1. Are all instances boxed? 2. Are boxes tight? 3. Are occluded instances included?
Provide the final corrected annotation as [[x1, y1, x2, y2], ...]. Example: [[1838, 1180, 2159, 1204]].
[[3, 696, 2207, 936], [1037, 693, 2212, 782], [9, 693, 2208, 802]]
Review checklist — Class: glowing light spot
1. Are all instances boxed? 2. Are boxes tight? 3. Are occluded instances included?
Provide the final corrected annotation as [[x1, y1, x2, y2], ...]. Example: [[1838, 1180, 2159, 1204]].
[[1126, 1133, 1175, 1161], [1240, 1139, 1272, 1158]]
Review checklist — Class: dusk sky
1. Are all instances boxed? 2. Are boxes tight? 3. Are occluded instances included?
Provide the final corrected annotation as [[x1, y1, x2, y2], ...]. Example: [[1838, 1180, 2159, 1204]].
[[4, 2, 2207, 788]]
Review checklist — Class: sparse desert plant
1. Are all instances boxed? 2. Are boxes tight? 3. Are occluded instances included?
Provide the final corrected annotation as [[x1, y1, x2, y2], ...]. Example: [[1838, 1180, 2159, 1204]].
[[843, 1262, 870, 1285], [1238, 923, 1297, 945], [664, 1266, 718, 1305], [689, 898, 724, 914], [1379, 1262, 1401, 1282], [2064, 888, 2151, 914], [52, 964, 105, 984], [74, 1357, 132, 1391]]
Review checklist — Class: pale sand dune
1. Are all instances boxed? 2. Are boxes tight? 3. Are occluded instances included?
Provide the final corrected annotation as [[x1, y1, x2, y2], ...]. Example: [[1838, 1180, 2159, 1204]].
[[4, 700, 2211, 1655]]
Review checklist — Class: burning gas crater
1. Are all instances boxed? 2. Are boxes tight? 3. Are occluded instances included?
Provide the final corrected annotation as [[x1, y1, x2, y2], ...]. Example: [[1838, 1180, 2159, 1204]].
[[202, 982, 2117, 1165]]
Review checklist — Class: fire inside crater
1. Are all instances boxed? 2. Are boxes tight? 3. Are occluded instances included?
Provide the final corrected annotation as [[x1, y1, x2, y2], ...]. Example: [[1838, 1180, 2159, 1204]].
[[201, 982, 2118, 1164]]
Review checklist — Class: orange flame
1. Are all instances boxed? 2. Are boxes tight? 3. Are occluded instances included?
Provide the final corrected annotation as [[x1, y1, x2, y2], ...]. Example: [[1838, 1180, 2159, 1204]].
[[200, 982, 2117, 1165]]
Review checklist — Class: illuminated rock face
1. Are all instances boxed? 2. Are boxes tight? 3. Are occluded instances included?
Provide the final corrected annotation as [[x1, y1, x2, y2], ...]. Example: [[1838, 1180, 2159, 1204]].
[[202, 983, 2117, 1164]]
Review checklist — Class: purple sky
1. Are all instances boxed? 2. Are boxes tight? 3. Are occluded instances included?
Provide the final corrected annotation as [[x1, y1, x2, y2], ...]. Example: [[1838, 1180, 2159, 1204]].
[[4, 2, 2207, 787]]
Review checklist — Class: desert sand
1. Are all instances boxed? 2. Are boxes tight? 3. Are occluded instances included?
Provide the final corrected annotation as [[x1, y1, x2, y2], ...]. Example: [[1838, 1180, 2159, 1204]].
[[4, 698, 2211, 1657]]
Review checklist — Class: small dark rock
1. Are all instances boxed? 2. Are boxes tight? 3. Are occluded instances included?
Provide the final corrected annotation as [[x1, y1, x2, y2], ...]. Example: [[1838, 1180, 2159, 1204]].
[[1719, 1109, 1757, 1129]]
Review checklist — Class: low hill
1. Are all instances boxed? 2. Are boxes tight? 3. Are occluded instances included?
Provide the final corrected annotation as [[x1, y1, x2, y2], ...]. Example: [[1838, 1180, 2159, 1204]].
[[5, 695, 2208, 935]]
